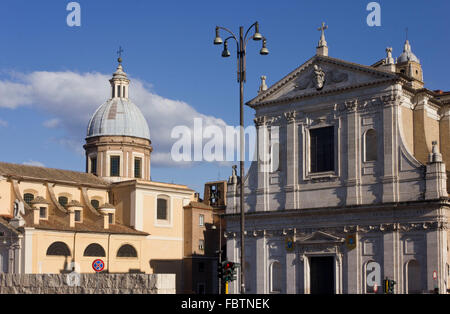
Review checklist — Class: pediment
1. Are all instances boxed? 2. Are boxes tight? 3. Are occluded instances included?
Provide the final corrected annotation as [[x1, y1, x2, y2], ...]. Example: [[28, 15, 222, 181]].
[[298, 231, 344, 244], [248, 55, 399, 108]]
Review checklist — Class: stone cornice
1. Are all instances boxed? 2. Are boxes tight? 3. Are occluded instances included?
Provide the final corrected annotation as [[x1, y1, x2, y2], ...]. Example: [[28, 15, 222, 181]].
[[224, 198, 450, 221], [224, 221, 450, 239], [249, 78, 399, 109]]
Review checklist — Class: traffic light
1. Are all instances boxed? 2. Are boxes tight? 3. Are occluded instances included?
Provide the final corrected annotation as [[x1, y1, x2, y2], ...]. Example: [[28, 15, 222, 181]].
[[383, 278, 396, 294], [230, 262, 239, 281], [219, 261, 241, 282], [223, 261, 233, 282], [388, 280, 396, 294]]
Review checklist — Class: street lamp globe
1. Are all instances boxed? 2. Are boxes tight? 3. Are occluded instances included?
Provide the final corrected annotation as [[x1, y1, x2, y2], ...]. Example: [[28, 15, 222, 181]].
[[260, 38, 269, 55], [214, 27, 223, 45], [222, 41, 231, 57], [253, 22, 263, 41]]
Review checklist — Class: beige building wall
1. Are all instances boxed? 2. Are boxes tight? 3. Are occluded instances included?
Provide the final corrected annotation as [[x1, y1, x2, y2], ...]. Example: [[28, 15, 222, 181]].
[[0, 179, 13, 217], [400, 106, 414, 154], [26, 230, 147, 274], [440, 113, 450, 169], [413, 107, 441, 165]]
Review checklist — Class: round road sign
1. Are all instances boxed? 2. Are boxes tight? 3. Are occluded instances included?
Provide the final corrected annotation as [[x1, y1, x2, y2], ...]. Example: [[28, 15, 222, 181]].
[[92, 259, 105, 272]]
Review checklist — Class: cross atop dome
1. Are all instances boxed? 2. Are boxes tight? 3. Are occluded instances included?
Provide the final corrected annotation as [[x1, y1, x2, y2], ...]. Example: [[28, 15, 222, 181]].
[[117, 46, 124, 64]]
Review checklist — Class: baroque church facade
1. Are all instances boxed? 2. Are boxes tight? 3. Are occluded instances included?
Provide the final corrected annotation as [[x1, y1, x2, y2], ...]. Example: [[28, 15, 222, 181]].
[[225, 25, 450, 294], [0, 59, 197, 292]]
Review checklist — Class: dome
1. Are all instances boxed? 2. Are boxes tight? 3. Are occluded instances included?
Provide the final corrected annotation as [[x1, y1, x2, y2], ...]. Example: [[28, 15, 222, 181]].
[[86, 98, 150, 140], [397, 40, 420, 64]]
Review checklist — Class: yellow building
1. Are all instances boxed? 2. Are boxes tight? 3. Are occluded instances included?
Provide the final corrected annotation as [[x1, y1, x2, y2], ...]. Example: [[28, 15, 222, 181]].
[[0, 58, 194, 292]]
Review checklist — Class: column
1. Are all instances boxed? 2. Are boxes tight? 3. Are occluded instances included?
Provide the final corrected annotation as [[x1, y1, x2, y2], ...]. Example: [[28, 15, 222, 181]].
[[285, 111, 298, 210], [255, 235, 266, 293], [345, 103, 361, 205], [381, 95, 399, 203]]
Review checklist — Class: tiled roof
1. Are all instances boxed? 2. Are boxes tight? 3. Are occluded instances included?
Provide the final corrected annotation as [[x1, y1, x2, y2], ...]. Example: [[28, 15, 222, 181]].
[[21, 211, 148, 236], [30, 196, 50, 205], [0, 162, 109, 186]]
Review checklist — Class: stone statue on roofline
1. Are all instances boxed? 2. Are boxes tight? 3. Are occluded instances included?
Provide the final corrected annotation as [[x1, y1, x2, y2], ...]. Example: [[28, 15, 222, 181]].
[[10, 199, 25, 228]]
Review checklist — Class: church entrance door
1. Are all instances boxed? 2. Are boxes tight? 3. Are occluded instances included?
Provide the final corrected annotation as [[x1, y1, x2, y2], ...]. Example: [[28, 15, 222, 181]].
[[310, 256, 334, 294]]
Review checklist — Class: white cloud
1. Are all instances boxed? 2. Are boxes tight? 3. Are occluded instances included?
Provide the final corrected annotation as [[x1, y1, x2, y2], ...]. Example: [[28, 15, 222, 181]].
[[43, 118, 61, 128], [0, 70, 234, 167], [23, 160, 45, 167]]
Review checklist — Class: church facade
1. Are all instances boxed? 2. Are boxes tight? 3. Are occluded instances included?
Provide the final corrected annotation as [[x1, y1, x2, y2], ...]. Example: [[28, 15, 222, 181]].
[[225, 26, 450, 294], [0, 59, 195, 292]]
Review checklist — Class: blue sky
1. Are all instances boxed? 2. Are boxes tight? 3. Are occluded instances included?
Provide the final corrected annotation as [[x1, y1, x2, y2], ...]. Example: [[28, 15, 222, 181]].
[[0, 0, 449, 195]]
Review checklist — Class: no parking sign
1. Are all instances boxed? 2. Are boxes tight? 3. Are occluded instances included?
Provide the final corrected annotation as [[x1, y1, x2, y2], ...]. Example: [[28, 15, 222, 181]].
[[92, 259, 105, 272]]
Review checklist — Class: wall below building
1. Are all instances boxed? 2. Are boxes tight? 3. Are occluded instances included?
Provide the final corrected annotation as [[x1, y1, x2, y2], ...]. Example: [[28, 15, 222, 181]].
[[0, 273, 176, 294]]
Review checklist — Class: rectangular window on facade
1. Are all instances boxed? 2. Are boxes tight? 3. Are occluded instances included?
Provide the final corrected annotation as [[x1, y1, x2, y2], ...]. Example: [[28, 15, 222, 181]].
[[199, 214, 204, 226], [91, 157, 97, 175], [134, 158, 142, 178], [74, 210, 82, 222], [198, 239, 204, 251], [108, 213, 114, 224], [39, 207, 47, 219], [157, 198, 168, 220], [110, 156, 120, 177], [310, 126, 334, 173], [198, 262, 205, 273]]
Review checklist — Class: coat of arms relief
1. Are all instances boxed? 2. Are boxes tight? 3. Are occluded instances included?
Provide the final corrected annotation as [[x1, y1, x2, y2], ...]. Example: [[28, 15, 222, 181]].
[[294, 63, 349, 91]]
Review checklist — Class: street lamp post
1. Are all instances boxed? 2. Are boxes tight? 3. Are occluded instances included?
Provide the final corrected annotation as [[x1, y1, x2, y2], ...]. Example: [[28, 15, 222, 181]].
[[213, 22, 269, 294]]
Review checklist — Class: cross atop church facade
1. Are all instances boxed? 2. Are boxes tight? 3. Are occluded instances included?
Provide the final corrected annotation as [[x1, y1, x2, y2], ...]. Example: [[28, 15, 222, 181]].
[[316, 22, 328, 56], [318, 22, 328, 37]]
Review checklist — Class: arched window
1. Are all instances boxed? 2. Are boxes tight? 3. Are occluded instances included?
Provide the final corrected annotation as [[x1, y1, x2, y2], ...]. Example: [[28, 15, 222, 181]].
[[365, 129, 378, 162], [91, 199, 100, 210], [270, 261, 282, 293], [46, 242, 71, 256], [83, 243, 106, 257], [407, 260, 421, 294], [23, 193, 34, 205], [58, 196, 68, 207], [117, 244, 137, 258]]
